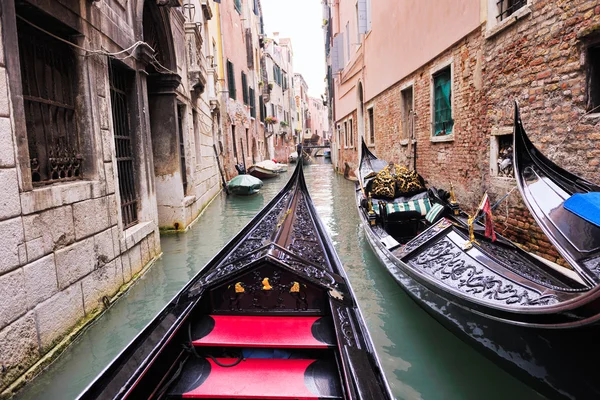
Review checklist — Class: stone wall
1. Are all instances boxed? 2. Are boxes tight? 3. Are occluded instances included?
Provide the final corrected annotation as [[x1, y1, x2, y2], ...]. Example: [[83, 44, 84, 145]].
[[0, 0, 161, 393]]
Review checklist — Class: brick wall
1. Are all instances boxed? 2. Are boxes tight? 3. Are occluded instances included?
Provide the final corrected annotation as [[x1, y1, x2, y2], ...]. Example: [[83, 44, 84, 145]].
[[333, 9, 600, 264], [482, 0, 600, 263]]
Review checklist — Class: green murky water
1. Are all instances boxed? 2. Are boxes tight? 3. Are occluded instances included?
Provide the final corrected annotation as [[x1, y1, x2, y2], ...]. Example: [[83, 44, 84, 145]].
[[15, 159, 542, 400]]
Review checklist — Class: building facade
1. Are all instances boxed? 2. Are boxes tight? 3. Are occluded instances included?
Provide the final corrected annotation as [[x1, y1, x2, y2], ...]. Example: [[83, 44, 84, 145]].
[[264, 34, 296, 162], [0, 0, 236, 394], [216, 0, 265, 178], [325, 0, 600, 264], [294, 73, 310, 144], [308, 96, 330, 146]]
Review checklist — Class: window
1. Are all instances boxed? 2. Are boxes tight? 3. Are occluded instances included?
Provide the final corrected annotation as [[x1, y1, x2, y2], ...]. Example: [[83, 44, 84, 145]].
[[401, 86, 414, 140], [587, 45, 600, 112], [18, 17, 82, 184], [496, 0, 526, 22], [242, 71, 248, 104], [349, 118, 353, 147], [232, 125, 238, 161], [259, 95, 265, 122], [227, 60, 236, 99], [271, 103, 275, 117], [177, 105, 187, 194], [368, 107, 375, 144], [344, 121, 348, 148], [109, 62, 138, 228], [432, 66, 453, 136], [345, 22, 350, 63], [234, 0, 242, 14], [249, 87, 256, 117], [490, 129, 514, 178], [193, 110, 201, 164]]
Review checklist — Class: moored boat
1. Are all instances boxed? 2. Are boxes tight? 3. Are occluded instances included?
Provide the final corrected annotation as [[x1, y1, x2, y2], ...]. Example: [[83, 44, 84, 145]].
[[227, 174, 263, 196], [248, 160, 280, 179], [288, 151, 298, 163], [324, 149, 331, 159], [355, 109, 600, 398], [78, 161, 393, 399], [513, 102, 600, 285]]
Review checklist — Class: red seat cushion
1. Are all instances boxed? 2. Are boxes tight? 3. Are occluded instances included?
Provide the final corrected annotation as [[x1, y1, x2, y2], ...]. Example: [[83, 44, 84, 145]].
[[192, 315, 334, 349]]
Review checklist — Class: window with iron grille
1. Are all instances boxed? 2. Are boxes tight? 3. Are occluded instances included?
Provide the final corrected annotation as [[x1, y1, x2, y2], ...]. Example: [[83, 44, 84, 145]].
[[249, 87, 256, 118], [496, 0, 526, 22], [17, 18, 82, 185], [109, 62, 139, 229], [242, 72, 248, 104], [227, 60, 236, 99], [235, 0, 242, 14], [433, 66, 453, 136]]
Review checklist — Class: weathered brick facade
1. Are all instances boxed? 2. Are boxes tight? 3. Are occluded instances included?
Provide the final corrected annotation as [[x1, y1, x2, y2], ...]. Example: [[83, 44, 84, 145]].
[[329, 1, 600, 265]]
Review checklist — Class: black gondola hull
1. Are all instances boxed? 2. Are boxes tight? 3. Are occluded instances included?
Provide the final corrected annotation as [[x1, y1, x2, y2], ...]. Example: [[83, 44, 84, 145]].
[[359, 204, 600, 399]]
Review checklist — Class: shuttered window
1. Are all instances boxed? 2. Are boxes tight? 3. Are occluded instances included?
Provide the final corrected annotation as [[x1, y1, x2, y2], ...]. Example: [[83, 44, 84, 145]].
[[249, 87, 256, 117], [235, 0, 242, 14], [259, 95, 265, 122], [433, 67, 453, 136], [227, 60, 236, 99], [242, 71, 248, 104]]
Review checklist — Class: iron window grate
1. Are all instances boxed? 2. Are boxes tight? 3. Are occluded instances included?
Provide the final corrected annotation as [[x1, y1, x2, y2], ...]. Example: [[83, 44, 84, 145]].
[[496, 0, 526, 22], [109, 63, 139, 229], [17, 19, 83, 185]]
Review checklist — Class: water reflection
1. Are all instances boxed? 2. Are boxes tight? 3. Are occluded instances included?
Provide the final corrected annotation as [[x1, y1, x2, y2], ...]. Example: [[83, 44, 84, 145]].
[[15, 159, 542, 400]]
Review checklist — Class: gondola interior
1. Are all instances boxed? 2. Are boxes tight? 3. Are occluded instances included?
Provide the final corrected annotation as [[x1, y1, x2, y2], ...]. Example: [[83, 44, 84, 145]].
[[78, 159, 392, 400], [161, 261, 343, 399]]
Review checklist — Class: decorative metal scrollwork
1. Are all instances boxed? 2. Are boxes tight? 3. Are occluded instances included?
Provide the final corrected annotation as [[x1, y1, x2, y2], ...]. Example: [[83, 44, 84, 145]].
[[398, 219, 451, 257], [336, 307, 356, 348], [287, 194, 327, 267], [408, 238, 559, 306]]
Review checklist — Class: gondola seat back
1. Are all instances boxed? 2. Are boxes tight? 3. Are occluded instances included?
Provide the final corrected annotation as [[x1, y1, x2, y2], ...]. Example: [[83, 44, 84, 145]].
[[209, 262, 327, 315]]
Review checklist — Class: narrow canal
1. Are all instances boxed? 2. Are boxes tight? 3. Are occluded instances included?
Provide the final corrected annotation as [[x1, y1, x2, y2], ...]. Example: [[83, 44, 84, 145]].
[[15, 159, 542, 400]]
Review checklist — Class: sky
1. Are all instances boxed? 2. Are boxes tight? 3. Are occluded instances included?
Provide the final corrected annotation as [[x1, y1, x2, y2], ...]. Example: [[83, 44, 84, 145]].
[[261, 0, 326, 98]]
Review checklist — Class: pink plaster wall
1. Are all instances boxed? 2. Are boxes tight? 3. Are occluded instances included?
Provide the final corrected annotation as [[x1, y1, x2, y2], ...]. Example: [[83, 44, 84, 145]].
[[220, 1, 251, 103], [333, 0, 482, 120]]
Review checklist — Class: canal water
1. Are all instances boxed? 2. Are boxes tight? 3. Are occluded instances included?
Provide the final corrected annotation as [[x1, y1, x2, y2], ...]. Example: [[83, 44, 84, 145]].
[[15, 159, 543, 400]]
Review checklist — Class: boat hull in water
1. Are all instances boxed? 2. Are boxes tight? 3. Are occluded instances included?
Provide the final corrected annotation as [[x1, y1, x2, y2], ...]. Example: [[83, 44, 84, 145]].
[[355, 130, 600, 398], [78, 161, 393, 400]]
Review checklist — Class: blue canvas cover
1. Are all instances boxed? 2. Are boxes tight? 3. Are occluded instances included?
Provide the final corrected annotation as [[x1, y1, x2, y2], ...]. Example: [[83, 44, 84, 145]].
[[563, 192, 600, 227]]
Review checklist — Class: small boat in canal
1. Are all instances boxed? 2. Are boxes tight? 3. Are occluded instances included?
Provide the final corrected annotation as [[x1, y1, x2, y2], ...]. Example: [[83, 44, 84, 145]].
[[324, 149, 331, 159], [78, 160, 393, 399], [288, 151, 298, 163], [247, 160, 281, 179], [227, 174, 263, 196], [355, 105, 600, 398]]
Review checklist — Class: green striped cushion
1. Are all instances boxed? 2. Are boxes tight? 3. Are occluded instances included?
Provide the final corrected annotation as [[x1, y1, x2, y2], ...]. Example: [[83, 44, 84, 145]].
[[372, 202, 381, 215], [385, 198, 432, 216], [425, 203, 445, 224]]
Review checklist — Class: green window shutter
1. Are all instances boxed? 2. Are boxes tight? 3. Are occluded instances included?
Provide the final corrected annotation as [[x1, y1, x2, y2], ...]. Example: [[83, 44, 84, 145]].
[[259, 95, 264, 122], [242, 72, 248, 104], [433, 67, 453, 136], [235, 0, 242, 14], [249, 87, 256, 117], [227, 61, 236, 99]]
